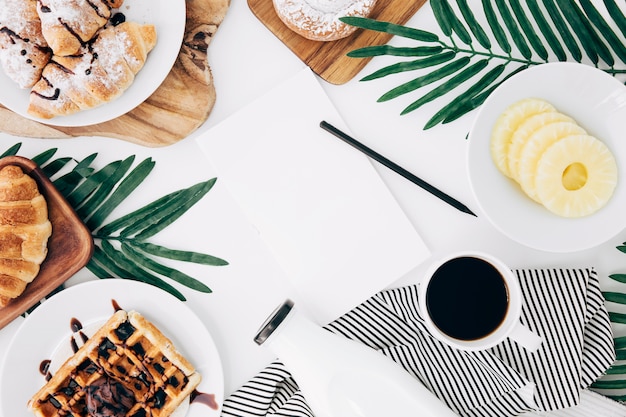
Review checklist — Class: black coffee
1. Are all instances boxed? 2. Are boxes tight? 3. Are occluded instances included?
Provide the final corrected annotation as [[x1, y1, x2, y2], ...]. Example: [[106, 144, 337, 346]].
[[425, 256, 509, 341]]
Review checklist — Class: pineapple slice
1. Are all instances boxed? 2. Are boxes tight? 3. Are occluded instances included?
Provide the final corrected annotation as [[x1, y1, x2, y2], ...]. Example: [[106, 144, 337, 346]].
[[535, 135, 617, 218], [490, 98, 555, 178], [517, 121, 587, 202], [506, 111, 573, 182]]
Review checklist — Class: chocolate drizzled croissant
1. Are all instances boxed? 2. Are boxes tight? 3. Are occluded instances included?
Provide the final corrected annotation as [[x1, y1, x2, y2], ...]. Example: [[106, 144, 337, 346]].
[[28, 21, 157, 119], [0, 0, 52, 88], [36, 0, 125, 56]]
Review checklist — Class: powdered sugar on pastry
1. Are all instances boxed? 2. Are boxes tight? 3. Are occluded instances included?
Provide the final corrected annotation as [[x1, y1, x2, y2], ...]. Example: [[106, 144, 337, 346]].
[[37, 0, 124, 56], [28, 21, 157, 119], [273, 0, 377, 41], [0, 0, 51, 88]]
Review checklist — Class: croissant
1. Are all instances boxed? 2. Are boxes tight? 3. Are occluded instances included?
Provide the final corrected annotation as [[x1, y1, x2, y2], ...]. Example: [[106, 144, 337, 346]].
[[0, 0, 52, 88], [28, 21, 157, 119], [0, 165, 52, 308], [36, 0, 125, 56]]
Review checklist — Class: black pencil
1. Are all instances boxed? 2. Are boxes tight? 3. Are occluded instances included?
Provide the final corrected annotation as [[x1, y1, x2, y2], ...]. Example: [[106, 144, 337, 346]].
[[319, 121, 477, 217]]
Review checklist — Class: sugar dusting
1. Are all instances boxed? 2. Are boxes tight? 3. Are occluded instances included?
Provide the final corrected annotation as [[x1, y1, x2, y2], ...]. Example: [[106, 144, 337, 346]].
[[274, 0, 377, 40], [29, 22, 155, 118], [38, 0, 110, 40], [0, 0, 50, 88]]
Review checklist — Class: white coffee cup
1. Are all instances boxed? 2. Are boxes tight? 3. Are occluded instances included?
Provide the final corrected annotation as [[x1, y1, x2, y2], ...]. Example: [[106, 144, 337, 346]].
[[418, 251, 543, 352]]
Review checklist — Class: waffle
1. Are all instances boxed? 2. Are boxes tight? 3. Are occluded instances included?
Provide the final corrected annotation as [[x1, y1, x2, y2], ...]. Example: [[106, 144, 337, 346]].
[[28, 310, 201, 417]]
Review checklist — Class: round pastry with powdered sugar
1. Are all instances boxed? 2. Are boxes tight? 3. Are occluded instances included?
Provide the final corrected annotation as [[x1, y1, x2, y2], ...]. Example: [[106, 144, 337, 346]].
[[273, 0, 378, 42]]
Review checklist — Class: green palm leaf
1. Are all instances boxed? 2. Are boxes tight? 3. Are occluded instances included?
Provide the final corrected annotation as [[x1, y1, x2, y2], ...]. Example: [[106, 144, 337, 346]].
[[360, 51, 456, 81], [348, 45, 443, 58], [85, 157, 155, 230], [580, 0, 626, 63], [456, 0, 491, 49], [378, 56, 471, 101], [482, 0, 511, 54], [3, 143, 228, 301], [605, 0, 626, 38], [53, 153, 97, 195], [495, 0, 532, 59], [132, 241, 228, 266], [343, 0, 626, 129], [509, 0, 548, 60], [67, 159, 124, 208], [122, 243, 213, 293], [0, 143, 21, 157], [432, 0, 472, 45], [527, 0, 567, 61], [543, 0, 583, 61], [401, 58, 489, 115], [424, 63, 506, 129], [32, 148, 58, 166]]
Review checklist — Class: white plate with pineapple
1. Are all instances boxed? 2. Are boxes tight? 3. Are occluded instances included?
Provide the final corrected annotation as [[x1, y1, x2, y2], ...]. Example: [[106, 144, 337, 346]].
[[467, 62, 626, 253]]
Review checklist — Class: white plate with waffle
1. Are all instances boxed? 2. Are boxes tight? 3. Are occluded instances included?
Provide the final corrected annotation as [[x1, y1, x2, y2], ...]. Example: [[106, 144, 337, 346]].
[[467, 62, 626, 253], [0, 0, 186, 127], [0, 279, 224, 417]]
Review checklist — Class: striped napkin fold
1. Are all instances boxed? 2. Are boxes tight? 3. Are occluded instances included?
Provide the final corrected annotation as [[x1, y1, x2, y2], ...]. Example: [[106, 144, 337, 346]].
[[221, 268, 620, 417]]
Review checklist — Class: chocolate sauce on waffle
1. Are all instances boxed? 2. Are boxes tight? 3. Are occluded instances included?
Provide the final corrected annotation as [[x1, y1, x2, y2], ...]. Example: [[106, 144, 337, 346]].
[[191, 389, 219, 410], [31, 307, 202, 417]]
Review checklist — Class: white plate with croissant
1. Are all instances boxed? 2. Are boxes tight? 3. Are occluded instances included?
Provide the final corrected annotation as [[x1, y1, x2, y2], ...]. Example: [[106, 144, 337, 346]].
[[0, 0, 186, 127]]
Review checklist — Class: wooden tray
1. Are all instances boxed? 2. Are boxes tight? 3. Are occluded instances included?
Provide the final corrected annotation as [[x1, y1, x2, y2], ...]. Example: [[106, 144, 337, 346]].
[[248, 0, 428, 85], [0, 156, 94, 330], [0, 0, 230, 148]]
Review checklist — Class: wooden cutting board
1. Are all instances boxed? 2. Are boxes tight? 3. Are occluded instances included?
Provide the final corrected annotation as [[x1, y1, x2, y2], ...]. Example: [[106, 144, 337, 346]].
[[248, 0, 428, 85], [0, 0, 230, 148]]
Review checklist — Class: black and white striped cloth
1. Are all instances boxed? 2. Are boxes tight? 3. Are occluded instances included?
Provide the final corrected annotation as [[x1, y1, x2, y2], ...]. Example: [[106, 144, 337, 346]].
[[221, 268, 618, 417]]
